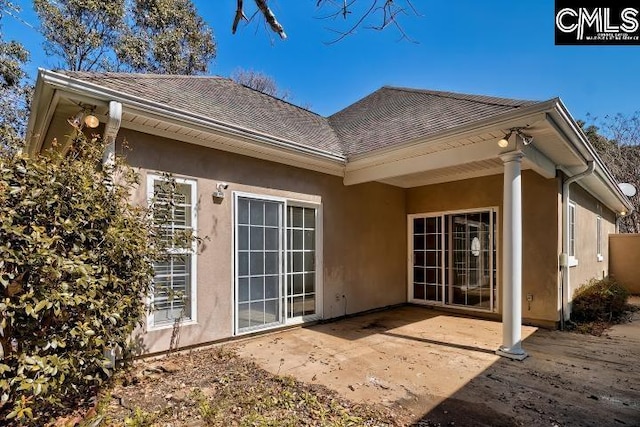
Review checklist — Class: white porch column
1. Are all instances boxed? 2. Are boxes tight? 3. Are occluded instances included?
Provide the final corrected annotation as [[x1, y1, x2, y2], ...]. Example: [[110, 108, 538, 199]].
[[497, 151, 528, 360]]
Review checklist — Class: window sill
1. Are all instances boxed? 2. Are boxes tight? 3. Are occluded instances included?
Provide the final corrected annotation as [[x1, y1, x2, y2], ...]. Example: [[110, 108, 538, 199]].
[[148, 319, 197, 332], [569, 257, 579, 267]]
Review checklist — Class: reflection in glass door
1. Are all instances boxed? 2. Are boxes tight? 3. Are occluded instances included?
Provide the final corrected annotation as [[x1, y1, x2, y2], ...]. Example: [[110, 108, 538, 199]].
[[411, 210, 496, 311]]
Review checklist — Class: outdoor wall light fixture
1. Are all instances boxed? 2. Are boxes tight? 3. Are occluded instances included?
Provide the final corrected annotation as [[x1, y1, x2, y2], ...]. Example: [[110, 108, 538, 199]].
[[213, 182, 229, 201], [67, 104, 100, 130], [498, 128, 534, 148]]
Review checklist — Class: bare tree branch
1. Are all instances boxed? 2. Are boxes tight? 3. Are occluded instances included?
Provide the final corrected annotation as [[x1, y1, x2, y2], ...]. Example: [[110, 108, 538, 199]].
[[232, 0, 248, 34], [253, 0, 286, 39]]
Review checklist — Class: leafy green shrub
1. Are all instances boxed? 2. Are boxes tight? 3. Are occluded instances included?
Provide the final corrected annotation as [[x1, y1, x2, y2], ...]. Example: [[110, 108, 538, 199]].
[[571, 277, 630, 324], [0, 134, 159, 424]]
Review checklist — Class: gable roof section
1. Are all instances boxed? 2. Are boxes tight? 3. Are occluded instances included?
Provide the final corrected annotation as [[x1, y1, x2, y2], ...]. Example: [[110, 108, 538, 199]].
[[329, 87, 540, 156], [60, 71, 345, 157]]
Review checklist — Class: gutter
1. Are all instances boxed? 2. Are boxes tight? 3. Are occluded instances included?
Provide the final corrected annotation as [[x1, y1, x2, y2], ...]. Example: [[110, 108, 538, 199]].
[[34, 69, 346, 163]]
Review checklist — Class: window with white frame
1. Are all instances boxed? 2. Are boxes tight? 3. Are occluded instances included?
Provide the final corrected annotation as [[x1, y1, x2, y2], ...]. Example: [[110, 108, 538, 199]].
[[148, 175, 197, 327], [568, 202, 576, 261], [596, 215, 603, 262]]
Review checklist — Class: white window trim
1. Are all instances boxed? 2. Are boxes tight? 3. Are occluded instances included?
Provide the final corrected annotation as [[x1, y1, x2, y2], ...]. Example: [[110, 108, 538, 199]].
[[146, 174, 198, 331], [407, 206, 499, 313], [568, 202, 578, 267], [232, 191, 323, 336], [596, 215, 604, 262]]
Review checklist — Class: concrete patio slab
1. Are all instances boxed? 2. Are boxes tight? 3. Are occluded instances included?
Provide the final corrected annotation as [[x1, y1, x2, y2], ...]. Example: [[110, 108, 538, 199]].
[[232, 306, 538, 417]]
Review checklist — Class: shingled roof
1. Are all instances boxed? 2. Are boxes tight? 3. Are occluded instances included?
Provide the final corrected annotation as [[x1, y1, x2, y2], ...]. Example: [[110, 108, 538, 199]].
[[328, 87, 540, 156], [61, 72, 542, 158], [61, 71, 345, 157]]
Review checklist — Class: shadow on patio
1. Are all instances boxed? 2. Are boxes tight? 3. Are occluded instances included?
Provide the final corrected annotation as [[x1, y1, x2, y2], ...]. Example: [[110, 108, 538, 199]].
[[232, 305, 640, 426]]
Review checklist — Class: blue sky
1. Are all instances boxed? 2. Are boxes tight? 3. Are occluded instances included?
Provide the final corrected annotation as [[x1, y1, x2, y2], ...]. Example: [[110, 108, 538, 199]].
[[4, 1, 640, 122]]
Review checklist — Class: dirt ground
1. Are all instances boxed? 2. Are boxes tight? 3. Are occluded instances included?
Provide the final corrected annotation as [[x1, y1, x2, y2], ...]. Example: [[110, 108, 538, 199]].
[[96, 300, 640, 426], [233, 300, 640, 426]]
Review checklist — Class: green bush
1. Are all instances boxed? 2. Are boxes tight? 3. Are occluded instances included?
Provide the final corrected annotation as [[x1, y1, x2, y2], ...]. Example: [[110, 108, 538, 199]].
[[0, 134, 159, 424], [571, 277, 630, 324]]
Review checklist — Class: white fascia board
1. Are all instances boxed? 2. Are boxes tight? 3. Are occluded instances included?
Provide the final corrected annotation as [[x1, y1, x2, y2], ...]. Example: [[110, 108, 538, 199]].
[[37, 69, 346, 164], [345, 139, 504, 186], [548, 101, 634, 213]]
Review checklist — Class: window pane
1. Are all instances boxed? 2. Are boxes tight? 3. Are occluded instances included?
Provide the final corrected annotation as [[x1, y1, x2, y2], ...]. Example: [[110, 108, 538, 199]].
[[303, 294, 315, 316], [265, 202, 279, 227], [293, 252, 303, 273], [304, 273, 315, 293], [250, 302, 264, 326], [265, 275, 278, 299], [292, 296, 304, 317], [250, 226, 264, 250], [250, 277, 264, 300], [293, 229, 304, 250], [238, 278, 249, 302], [414, 218, 425, 234], [264, 300, 278, 323], [250, 252, 264, 275], [304, 251, 315, 271], [250, 201, 264, 225], [304, 230, 315, 250], [238, 303, 250, 328], [291, 207, 303, 228], [265, 252, 278, 275], [303, 208, 315, 229], [292, 273, 303, 295], [238, 226, 249, 251], [265, 227, 278, 250], [238, 198, 249, 224], [238, 252, 249, 276]]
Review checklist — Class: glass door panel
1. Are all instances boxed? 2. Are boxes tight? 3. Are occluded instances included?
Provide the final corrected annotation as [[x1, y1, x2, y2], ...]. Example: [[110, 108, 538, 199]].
[[411, 210, 496, 311], [286, 206, 316, 318], [236, 197, 284, 332]]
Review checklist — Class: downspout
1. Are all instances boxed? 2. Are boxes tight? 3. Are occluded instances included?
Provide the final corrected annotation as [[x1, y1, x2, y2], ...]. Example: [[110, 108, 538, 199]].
[[103, 101, 123, 168], [102, 101, 122, 368], [560, 161, 594, 329]]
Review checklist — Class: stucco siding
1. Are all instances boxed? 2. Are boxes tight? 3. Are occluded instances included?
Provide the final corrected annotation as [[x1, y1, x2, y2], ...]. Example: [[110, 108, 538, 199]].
[[609, 234, 640, 294], [568, 183, 616, 298], [407, 171, 560, 325], [119, 129, 407, 353]]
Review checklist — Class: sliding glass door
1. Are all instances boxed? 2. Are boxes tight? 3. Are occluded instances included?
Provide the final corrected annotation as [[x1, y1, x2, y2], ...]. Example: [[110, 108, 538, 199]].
[[411, 209, 497, 311], [235, 194, 320, 334]]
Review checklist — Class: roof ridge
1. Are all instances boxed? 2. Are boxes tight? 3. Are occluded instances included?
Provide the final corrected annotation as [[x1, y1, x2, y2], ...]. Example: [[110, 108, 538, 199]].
[[381, 86, 537, 107], [232, 82, 325, 119], [61, 70, 226, 80]]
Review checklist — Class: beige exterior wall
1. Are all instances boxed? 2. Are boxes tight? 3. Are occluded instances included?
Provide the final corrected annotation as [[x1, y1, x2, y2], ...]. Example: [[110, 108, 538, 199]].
[[568, 183, 616, 297], [119, 129, 407, 353], [406, 171, 561, 326], [609, 234, 640, 294]]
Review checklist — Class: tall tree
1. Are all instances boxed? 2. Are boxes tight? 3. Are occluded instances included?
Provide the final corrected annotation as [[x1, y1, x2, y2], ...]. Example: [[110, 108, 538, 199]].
[[0, 0, 30, 151], [33, 0, 215, 74], [581, 116, 640, 233], [231, 68, 290, 101], [33, 0, 125, 71], [116, 0, 216, 74]]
